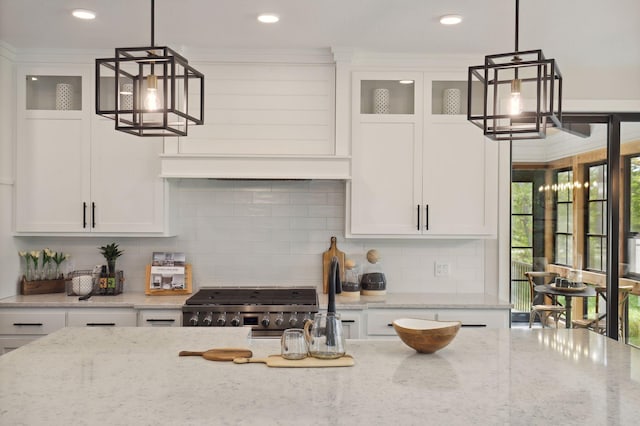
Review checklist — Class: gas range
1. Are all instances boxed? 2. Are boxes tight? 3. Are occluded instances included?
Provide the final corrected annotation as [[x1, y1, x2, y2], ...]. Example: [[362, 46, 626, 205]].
[[182, 287, 318, 337]]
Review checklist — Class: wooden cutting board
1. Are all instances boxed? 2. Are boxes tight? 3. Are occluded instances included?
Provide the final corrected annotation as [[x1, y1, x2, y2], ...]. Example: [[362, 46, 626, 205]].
[[179, 348, 253, 361], [322, 236, 345, 294], [233, 355, 354, 368]]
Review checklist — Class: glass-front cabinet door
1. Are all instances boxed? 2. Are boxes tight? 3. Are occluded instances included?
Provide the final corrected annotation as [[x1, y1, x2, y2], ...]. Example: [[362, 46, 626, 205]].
[[15, 65, 91, 233]]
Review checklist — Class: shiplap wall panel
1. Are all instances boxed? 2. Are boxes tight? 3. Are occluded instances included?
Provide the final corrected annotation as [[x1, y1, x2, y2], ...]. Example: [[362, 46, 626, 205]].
[[180, 63, 335, 155]]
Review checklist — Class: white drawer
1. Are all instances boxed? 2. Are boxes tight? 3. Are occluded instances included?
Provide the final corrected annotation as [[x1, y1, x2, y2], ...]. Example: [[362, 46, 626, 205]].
[[67, 309, 137, 327], [0, 336, 41, 354], [0, 311, 66, 335], [366, 309, 436, 336], [436, 309, 510, 328], [138, 309, 182, 327]]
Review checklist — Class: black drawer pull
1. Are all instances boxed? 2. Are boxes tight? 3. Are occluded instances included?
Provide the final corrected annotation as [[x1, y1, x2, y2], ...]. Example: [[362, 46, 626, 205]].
[[461, 324, 487, 328], [86, 323, 116, 327], [13, 322, 43, 327], [341, 320, 355, 324], [146, 319, 176, 323], [387, 323, 394, 327]]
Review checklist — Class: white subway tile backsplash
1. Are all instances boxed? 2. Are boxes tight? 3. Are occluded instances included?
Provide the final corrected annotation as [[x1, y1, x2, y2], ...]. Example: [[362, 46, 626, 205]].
[[12, 180, 486, 295]]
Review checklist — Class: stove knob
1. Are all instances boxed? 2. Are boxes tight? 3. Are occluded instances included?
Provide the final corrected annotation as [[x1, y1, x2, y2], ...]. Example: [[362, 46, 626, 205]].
[[202, 312, 213, 326], [274, 313, 284, 327], [189, 312, 199, 326], [216, 313, 226, 326], [289, 312, 298, 327], [261, 314, 270, 328], [230, 313, 241, 327]]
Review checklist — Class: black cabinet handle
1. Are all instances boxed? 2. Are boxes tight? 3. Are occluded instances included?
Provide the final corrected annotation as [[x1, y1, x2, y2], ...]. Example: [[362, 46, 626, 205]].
[[86, 323, 116, 327], [83, 202, 87, 228], [13, 322, 43, 327], [425, 204, 429, 230], [146, 319, 176, 323], [91, 202, 96, 228], [417, 205, 420, 230], [387, 323, 394, 327]]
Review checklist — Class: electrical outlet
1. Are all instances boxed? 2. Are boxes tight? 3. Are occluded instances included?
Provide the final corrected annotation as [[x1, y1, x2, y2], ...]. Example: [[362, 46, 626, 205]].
[[435, 262, 450, 277]]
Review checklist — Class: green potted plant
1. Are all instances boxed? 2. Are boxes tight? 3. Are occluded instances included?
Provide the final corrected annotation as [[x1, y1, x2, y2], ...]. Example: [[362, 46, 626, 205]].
[[99, 243, 124, 275]]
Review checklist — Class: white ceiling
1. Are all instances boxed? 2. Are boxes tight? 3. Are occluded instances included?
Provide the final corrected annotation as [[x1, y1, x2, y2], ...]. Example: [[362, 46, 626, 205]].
[[1, 0, 639, 70]]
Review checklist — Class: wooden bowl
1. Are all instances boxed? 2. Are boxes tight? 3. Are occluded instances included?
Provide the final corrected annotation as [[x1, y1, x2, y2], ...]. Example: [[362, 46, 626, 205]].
[[392, 318, 461, 354]]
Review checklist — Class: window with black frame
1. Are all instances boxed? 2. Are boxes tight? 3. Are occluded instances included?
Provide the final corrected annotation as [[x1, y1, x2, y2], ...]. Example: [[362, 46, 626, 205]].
[[586, 163, 607, 272], [554, 169, 573, 266], [626, 155, 640, 278]]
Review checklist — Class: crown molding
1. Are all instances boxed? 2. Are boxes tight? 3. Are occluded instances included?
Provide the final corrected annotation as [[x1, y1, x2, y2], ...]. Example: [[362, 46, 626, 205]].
[[0, 41, 16, 61]]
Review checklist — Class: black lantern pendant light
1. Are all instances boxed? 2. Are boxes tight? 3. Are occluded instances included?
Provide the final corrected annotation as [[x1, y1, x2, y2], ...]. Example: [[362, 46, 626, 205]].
[[468, 0, 562, 140], [95, 0, 204, 137]]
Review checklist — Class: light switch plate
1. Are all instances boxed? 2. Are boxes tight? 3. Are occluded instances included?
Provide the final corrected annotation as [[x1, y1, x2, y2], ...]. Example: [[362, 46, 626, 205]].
[[434, 262, 450, 277]]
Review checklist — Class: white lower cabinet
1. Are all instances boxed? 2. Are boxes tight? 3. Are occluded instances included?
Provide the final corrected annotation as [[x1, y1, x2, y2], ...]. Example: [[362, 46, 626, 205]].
[[0, 309, 66, 354], [366, 308, 509, 338], [138, 309, 182, 327], [339, 311, 363, 339], [67, 309, 137, 327], [436, 309, 509, 328], [366, 309, 436, 337]]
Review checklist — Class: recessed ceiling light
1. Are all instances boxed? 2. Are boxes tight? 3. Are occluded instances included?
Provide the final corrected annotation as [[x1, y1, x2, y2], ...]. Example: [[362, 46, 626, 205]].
[[72, 9, 96, 20], [440, 15, 462, 25], [257, 14, 279, 24]]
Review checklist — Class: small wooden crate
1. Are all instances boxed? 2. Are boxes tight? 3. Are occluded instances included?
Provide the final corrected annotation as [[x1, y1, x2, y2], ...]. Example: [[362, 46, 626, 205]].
[[20, 277, 66, 295]]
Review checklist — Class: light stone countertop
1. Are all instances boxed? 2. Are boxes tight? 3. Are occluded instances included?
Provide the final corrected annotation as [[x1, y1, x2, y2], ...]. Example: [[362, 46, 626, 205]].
[[0, 291, 510, 310], [1, 327, 638, 425]]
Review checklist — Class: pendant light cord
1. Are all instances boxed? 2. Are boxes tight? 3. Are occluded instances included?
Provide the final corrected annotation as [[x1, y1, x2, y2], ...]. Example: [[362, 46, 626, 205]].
[[150, 0, 155, 47], [514, 0, 519, 52]]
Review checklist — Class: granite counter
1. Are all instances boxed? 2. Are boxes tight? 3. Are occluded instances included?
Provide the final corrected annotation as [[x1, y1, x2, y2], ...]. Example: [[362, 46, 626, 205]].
[[1, 327, 638, 425], [0, 291, 510, 311]]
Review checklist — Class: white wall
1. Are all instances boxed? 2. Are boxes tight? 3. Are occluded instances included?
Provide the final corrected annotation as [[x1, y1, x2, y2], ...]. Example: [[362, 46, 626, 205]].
[[0, 43, 19, 299], [12, 179, 488, 295]]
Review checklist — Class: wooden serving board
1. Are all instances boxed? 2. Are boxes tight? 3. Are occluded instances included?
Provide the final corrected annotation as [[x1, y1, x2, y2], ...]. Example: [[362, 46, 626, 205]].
[[322, 236, 345, 294], [233, 354, 354, 368], [179, 348, 253, 361]]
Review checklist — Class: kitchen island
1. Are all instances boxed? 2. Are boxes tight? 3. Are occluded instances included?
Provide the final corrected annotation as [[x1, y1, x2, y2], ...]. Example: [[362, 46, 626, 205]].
[[1, 327, 638, 425]]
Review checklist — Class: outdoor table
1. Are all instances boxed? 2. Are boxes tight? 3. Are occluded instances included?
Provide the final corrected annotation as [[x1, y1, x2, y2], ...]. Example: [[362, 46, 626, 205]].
[[534, 284, 596, 328]]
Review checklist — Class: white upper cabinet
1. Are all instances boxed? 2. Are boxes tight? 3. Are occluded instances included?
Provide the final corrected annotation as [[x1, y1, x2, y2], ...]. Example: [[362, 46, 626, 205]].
[[348, 70, 498, 238], [15, 64, 172, 235]]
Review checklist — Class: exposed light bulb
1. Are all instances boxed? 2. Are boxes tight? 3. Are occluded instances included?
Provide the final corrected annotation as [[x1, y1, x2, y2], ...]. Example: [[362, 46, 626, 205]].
[[144, 74, 159, 111], [510, 78, 522, 115]]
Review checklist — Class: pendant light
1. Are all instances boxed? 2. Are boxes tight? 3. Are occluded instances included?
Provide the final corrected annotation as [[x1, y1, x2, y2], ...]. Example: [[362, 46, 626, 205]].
[[468, 0, 562, 140], [95, 0, 204, 137]]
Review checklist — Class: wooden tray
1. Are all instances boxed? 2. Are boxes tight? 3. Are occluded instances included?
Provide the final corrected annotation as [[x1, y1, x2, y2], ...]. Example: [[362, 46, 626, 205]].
[[20, 277, 66, 295], [550, 283, 587, 293], [234, 354, 354, 368]]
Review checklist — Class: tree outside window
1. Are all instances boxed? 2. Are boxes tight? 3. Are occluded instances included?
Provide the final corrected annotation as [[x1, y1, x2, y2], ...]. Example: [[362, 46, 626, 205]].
[[555, 170, 573, 266], [586, 163, 607, 271]]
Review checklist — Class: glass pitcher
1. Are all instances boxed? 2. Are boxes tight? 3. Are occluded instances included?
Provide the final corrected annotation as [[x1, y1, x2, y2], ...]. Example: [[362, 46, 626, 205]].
[[303, 312, 346, 359]]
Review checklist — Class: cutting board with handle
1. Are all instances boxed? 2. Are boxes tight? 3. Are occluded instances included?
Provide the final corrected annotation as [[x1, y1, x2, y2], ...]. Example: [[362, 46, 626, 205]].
[[322, 236, 345, 294], [179, 348, 253, 361], [233, 354, 354, 368]]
